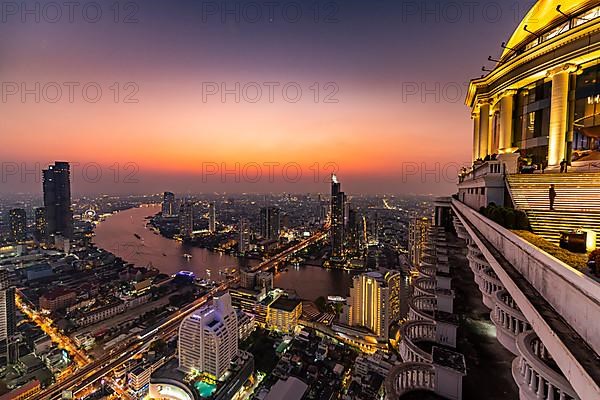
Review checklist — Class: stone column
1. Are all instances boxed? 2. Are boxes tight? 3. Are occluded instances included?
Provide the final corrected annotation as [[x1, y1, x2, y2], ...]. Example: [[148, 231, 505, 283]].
[[499, 91, 516, 153], [473, 112, 480, 161], [479, 102, 491, 159], [547, 64, 578, 165]]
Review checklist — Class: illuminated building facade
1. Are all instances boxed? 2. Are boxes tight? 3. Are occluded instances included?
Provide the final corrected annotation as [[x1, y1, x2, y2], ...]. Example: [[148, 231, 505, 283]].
[[330, 174, 346, 261], [178, 293, 238, 379], [347, 270, 401, 340], [9, 208, 27, 243], [43, 161, 73, 239], [34, 207, 46, 241], [238, 218, 251, 253], [0, 270, 16, 355], [408, 216, 430, 267], [467, 1, 600, 169], [162, 191, 175, 217], [179, 201, 194, 238], [266, 297, 302, 334], [208, 202, 216, 233], [260, 206, 280, 240]]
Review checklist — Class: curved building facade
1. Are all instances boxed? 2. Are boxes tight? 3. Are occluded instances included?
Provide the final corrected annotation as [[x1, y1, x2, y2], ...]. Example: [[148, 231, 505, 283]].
[[467, 1, 600, 168]]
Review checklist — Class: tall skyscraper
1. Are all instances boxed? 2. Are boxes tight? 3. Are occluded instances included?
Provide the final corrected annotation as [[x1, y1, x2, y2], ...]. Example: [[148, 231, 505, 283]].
[[34, 207, 46, 240], [178, 293, 238, 379], [238, 218, 250, 253], [347, 270, 400, 340], [9, 208, 27, 243], [208, 202, 216, 233], [43, 162, 73, 239], [179, 201, 194, 238], [259, 207, 280, 240], [408, 216, 430, 267], [330, 174, 346, 260], [0, 269, 16, 354], [162, 192, 176, 217], [346, 208, 360, 254]]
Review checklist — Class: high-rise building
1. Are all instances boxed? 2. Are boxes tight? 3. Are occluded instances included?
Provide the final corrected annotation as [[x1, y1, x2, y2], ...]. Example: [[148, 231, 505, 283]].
[[34, 207, 46, 240], [0, 269, 16, 354], [347, 270, 401, 340], [9, 208, 27, 243], [179, 201, 194, 238], [43, 162, 73, 238], [178, 293, 238, 379], [162, 192, 175, 217], [346, 208, 360, 254], [408, 216, 430, 267], [208, 202, 216, 233], [330, 174, 346, 260], [260, 207, 280, 240], [238, 218, 250, 254]]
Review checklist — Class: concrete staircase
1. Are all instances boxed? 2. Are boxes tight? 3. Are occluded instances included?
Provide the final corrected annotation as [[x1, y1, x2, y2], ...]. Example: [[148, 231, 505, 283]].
[[506, 173, 600, 246]]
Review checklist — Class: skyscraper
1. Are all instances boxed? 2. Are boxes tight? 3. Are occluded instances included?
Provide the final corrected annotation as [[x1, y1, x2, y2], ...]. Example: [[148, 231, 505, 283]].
[[43, 162, 73, 239], [34, 207, 46, 240], [347, 270, 400, 340], [9, 208, 27, 243], [238, 218, 250, 254], [179, 201, 194, 238], [0, 269, 16, 355], [330, 174, 346, 260], [346, 208, 360, 254], [178, 293, 238, 379], [162, 192, 175, 217], [408, 216, 430, 267], [259, 207, 280, 240], [208, 202, 216, 233]]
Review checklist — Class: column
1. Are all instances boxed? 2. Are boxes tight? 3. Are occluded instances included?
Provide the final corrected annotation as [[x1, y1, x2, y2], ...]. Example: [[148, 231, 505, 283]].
[[473, 112, 481, 161], [479, 102, 491, 159], [499, 91, 515, 153], [547, 64, 578, 165]]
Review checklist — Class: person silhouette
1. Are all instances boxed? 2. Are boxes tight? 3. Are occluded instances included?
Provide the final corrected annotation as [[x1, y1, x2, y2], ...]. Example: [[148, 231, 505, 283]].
[[549, 184, 557, 210]]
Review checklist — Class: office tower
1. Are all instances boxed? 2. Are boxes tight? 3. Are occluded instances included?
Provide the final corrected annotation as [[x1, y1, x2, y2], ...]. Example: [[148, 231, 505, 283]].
[[0, 270, 16, 354], [330, 174, 346, 259], [259, 207, 280, 240], [9, 208, 27, 243], [179, 201, 194, 238], [208, 202, 216, 233], [408, 216, 430, 267], [238, 218, 250, 253], [43, 162, 73, 238], [162, 192, 175, 217], [347, 270, 400, 340], [34, 207, 46, 240], [178, 293, 238, 379], [346, 208, 359, 253]]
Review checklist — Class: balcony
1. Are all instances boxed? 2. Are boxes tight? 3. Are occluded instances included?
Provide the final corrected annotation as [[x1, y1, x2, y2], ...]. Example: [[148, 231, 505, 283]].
[[399, 321, 436, 363], [512, 331, 579, 400], [491, 290, 530, 355], [452, 198, 600, 398], [385, 362, 436, 399]]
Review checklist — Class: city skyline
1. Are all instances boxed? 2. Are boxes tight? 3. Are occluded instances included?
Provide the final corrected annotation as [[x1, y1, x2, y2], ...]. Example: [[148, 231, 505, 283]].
[[0, 0, 538, 196]]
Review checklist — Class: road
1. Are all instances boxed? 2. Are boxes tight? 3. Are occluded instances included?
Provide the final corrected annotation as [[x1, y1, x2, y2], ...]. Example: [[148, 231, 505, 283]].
[[249, 224, 329, 273]]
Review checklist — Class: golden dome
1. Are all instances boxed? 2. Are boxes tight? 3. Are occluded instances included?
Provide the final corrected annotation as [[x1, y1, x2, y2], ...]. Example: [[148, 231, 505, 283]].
[[501, 0, 598, 60]]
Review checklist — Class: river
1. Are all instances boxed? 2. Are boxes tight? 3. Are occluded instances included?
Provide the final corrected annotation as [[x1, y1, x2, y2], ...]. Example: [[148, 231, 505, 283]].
[[92, 205, 355, 300]]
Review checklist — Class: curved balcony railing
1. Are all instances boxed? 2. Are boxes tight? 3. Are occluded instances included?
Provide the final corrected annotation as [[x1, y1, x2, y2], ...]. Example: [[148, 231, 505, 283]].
[[417, 261, 436, 279], [399, 321, 435, 363], [478, 267, 504, 308], [408, 295, 436, 322], [413, 276, 436, 297], [512, 331, 579, 400], [384, 362, 436, 400], [491, 290, 530, 355]]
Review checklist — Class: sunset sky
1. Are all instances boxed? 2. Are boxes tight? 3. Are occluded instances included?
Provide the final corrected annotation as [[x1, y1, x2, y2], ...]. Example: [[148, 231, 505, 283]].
[[1, 0, 534, 195]]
